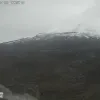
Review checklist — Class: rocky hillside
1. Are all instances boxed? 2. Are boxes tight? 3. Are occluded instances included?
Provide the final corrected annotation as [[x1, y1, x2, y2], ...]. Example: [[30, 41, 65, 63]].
[[0, 32, 100, 100]]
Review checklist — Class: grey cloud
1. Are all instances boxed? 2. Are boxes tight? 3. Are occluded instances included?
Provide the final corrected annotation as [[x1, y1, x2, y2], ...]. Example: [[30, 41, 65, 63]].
[[0, 0, 99, 42]]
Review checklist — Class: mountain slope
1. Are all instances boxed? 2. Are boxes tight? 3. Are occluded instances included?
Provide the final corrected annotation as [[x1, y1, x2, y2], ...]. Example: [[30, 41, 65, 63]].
[[0, 32, 100, 100]]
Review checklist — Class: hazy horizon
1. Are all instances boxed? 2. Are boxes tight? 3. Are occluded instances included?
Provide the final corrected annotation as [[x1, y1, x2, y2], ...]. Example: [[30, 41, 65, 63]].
[[0, 0, 100, 42]]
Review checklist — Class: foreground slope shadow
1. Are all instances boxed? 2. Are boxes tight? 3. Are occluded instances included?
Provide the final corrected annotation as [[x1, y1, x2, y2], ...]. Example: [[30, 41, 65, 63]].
[[0, 32, 100, 100]]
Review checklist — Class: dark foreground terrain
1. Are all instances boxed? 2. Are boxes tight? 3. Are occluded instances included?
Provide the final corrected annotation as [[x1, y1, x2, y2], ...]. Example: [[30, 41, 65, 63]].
[[0, 32, 100, 100]]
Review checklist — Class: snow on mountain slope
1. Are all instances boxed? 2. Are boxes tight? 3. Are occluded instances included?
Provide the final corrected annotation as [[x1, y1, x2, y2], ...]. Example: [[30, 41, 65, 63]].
[[1, 24, 100, 45]]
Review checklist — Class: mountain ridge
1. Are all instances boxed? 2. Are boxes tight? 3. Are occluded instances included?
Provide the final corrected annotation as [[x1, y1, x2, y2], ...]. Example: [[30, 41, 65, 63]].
[[0, 31, 100, 100], [1, 31, 100, 45]]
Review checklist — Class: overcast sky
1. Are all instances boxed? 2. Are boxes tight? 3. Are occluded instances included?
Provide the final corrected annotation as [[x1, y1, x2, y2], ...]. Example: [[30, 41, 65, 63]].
[[0, 0, 99, 42]]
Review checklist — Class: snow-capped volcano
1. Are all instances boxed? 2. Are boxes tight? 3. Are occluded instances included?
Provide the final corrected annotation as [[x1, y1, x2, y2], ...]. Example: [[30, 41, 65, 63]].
[[41, 23, 100, 39], [1, 23, 100, 45], [35, 24, 100, 39]]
